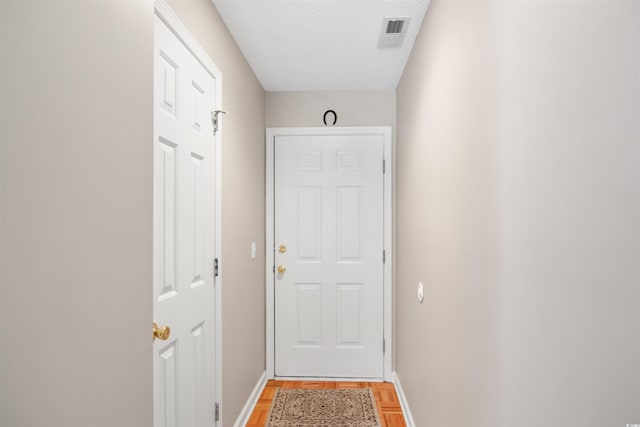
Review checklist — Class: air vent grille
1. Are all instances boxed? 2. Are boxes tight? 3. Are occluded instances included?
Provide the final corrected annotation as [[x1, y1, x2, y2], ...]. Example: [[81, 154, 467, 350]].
[[378, 17, 411, 49], [386, 20, 405, 34]]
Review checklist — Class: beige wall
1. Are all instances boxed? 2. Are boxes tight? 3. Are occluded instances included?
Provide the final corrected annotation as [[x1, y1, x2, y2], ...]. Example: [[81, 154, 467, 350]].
[[499, 2, 640, 425], [266, 90, 395, 127], [396, 1, 640, 426], [396, 2, 502, 425], [166, 1, 266, 425], [0, 1, 155, 426], [0, 1, 265, 426]]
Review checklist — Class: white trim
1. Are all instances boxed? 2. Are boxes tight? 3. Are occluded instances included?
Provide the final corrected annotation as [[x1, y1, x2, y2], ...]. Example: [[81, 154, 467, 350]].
[[393, 372, 416, 427], [233, 371, 268, 427], [265, 126, 393, 381], [382, 127, 393, 383], [213, 47, 224, 427], [265, 131, 275, 379], [154, 1, 224, 424], [274, 376, 384, 382]]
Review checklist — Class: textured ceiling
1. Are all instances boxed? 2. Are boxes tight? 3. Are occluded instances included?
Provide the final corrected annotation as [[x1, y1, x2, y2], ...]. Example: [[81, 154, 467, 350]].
[[211, 0, 430, 91]]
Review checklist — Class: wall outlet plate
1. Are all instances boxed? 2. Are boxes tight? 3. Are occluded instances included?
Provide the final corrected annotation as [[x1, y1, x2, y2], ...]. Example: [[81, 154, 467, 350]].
[[417, 282, 424, 303]]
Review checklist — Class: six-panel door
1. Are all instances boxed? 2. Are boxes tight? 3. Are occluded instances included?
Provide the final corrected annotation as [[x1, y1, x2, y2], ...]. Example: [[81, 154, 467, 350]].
[[153, 15, 216, 427], [274, 134, 384, 378]]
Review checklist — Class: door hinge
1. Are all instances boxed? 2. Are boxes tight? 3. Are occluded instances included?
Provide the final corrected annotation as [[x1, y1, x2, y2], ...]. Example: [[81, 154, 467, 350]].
[[383, 338, 386, 354], [213, 258, 219, 277], [382, 159, 386, 174], [214, 402, 220, 422], [382, 249, 386, 264]]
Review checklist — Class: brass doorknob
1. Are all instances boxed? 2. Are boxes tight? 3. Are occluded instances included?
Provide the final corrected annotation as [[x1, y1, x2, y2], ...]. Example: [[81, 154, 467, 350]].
[[277, 265, 286, 274], [153, 322, 171, 341], [278, 244, 287, 253]]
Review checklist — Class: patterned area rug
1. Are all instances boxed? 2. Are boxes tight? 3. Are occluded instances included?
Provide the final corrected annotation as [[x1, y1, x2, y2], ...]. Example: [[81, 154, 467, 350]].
[[266, 388, 381, 427]]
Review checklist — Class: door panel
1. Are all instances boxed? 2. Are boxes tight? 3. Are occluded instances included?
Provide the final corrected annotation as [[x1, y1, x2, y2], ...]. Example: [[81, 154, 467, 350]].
[[274, 134, 384, 378], [153, 15, 216, 427], [158, 343, 178, 427]]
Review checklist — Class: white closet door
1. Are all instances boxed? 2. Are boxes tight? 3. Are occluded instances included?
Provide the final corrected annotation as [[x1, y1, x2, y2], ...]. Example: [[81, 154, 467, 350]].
[[153, 15, 216, 427]]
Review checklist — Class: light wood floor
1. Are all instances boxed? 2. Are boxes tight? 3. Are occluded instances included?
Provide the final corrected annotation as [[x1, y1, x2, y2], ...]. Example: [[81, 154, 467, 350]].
[[246, 380, 407, 427]]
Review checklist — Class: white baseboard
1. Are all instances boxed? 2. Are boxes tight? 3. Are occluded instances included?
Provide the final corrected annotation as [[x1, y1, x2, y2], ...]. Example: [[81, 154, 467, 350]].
[[392, 371, 416, 427], [233, 370, 268, 427], [275, 376, 383, 382]]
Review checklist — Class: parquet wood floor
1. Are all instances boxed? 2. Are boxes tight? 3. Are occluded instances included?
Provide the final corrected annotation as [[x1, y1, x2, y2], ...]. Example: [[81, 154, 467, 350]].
[[246, 380, 406, 427]]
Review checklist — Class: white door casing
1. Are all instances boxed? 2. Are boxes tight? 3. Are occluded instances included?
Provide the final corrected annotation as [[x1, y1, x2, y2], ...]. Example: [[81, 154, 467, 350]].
[[266, 127, 393, 380], [153, 2, 223, 426]]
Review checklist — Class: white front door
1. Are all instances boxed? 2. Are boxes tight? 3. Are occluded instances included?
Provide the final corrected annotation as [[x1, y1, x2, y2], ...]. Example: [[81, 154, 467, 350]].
[[153, 13, 217, 427], [274, 133, 385, 378]]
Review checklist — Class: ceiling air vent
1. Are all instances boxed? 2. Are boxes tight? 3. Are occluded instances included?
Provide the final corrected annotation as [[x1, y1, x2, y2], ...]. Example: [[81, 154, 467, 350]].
[[378, 17, 411, 49], [386, 20, 405, 34]]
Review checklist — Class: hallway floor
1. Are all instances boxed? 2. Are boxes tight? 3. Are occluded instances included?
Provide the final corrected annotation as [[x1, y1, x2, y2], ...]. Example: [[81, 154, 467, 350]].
[[246, 380, 406, 427]]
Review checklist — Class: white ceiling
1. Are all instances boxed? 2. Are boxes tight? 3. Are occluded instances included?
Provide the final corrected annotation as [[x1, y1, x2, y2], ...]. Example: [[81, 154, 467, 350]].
[[211, 0, 431, 91]]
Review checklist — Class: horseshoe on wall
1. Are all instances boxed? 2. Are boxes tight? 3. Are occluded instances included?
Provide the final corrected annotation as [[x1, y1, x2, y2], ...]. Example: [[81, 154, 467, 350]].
[[323, 110, 337, 126]]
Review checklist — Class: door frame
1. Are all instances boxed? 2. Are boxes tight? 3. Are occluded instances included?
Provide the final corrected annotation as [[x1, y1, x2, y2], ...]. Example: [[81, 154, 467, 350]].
[[154, 0, 224, 422], [265, 126, 393, 382]]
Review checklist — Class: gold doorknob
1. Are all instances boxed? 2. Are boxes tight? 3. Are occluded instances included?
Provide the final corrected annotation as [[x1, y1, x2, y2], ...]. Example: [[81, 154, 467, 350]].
[[278, 244, 287, 253], [153, 322, 171, 341], [277, 265, 286, 274]]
